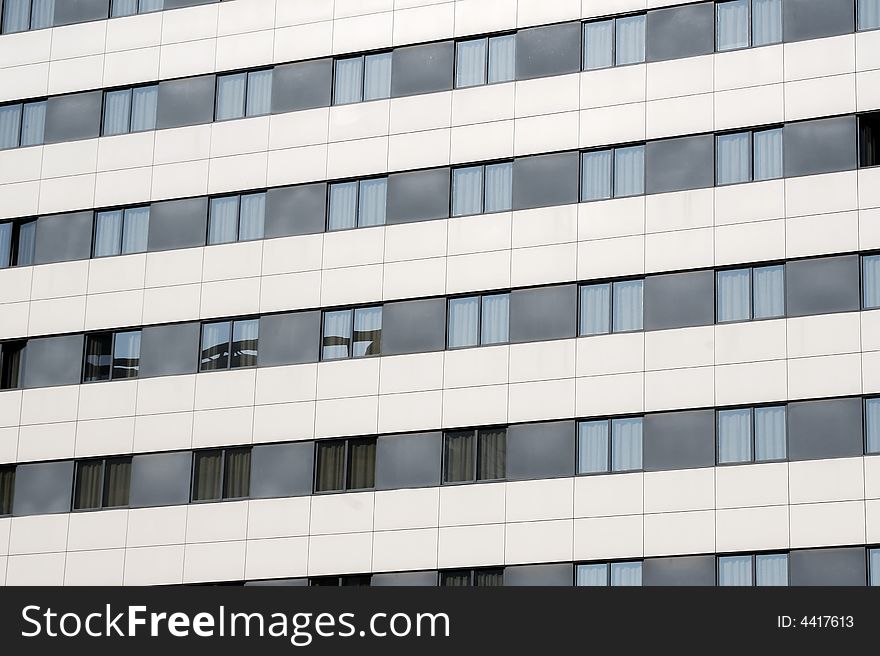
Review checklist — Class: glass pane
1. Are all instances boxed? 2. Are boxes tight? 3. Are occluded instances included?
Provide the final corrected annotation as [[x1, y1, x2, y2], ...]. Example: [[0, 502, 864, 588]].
[[352, 306, 382, 357], [30, 0, 53, 28], [112, 330, 141, 380], [347, 439, 376, 490], [612, 279, 643, 332], [0, 104, 21, 149], [481, 293, 509, 345], [756, 553, 788, 586], [94, 210, 124, 257], [139, 0, 163, 12], [448, 296, 479, 348], [718, 408, 753, 464], [440, 571, 470, 587], [315, 441, 346, 492], [121, 206, 150, 254], [477, 428, 505, 480], [200, 321, 231, 371], [752, 0, 783, 45], [755, 405, 787, 461], [716, 0, 750, 51], [238, 192, 265, 241], [581, 150, 613, 201], [1, 343, 24, 390], [231, 319, 259, 368], [717, 131, 751, 184], [579, 283, 611, 336], [193, 451, 223, 501], [860, 0, 880, 30], [578, 420, 609, 474], [455, 38, 487, 88], [488, 34, 516, 83], [15, 220, 35, 266], [216, 73, 247, 121], [83, 333, 113, 382], [452, 166, 484, 216], [334, 57, 364, 105], [103, 89, 132, 136], [223, 448, 251, 499], [0, 223, 10, 268], [74, 461, 104, 510], [130, 85, 158, 132], [611, 561, 642, 586], [208, 196, 240, 245], [614, 145, 645, 197], [753, 128, 783, 180], [443, 431, 474, 483], [0, 467, 15, 515], [2, 0, 31, 33], [583, 20, 614, 70], [322, 310, 352, 360], [611, 417, 642, 472], [246, 69, 273, 116], [358, 178, 387, 227], [717, 268, 751, 322], [20, 101, 46, 147], [871, 548, 880, 586], [576, 563, 608, 586], [863, 255, 880, 309], [111, 0, 138, 17], [615, 14, 646, 65], [328, 181, 358, 231], [718, 555, 753, 586], [752, 264, 784, 318], [865, 398, 879, 454], [484, 162, 512, 212], [103, 458, 131, 508], [474, 569, 503, 587], [364, 52, 392, 101]]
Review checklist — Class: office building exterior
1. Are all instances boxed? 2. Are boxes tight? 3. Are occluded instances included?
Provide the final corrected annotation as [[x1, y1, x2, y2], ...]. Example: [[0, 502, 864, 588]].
[[1, 0, 880, 587]]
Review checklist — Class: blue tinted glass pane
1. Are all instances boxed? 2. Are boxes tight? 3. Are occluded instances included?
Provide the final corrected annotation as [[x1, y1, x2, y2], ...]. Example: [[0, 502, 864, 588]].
[[610, 561, 642, 586], [753, 265, 784, 318], [30, 0, 53, 29], [717, 131, 751, 184], [864, 255, 880, 309], [614, 145, 645, 197], [612, 280, 643, 332], [488, 34, 515, 83], [611, 417, 642, 471], [866, 398, 880, 454], [717, 268, 751, 322], [238, 193, 265, 241], [208, 196, 240, 245], [139, 0, 163, 13], [0, 224, 12, 268], [456, 38, 487, 88], [719, 555, 753, 585], [121, 207, 149, 254], [216, 73, 247, 120], [130, 86, 158, 132], [0, 104, 22, 149], [870, 548, 880, 586], [364, 52, 392, 101], [231, 319, 259, 368], [578, 420, 609, 474], [581, 150, 612, 201], [2, 0, 30, 33], [753, 0, 782, 45], [322, 310, 352, 360], [860, 0, 880, 30], [94, 210, 124, 257], [579, 284, 611, 336], [756, 553, 788, 586], [334, 57, 363, 105], [16, 221, 35, 266], [484, 162, 512, 213], [20, 101, 45, 146], [615, 15, 646, 65], [753, 128, 783, 180], [200, 322, 231, 371], [481, 293, 509, 345], [329, 182, 358, 231], [583, 20, 613, 70], [358, 178, 387, 227], [353, 307, 382, 357], [452, 166, 483, 216], [576, 563, 608, 586], [103, 89, 132, 136], [448, 297, 479, 348], [754, 405, 786, 461], [246, 69, 273, 117], [716, 0, 750, 51], [111, 0, 137, 17], [718, 408, 753, 464]]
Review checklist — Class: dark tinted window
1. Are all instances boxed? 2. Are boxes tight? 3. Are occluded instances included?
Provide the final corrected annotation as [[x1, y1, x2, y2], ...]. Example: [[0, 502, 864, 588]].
[[375, 432, 443, 490], [506, 420, 575, 480], [43, 91, 102, 143], [783, 115, 858, 178], [512, 152, 580, 211], [783, 0, 856, 42], [129, 451, 192, 507], [147, 197, 209, 252], [138, 322, 201, 378], [22, 334, 84, 389], [73, 457, 131, 510], [787, 397, 864, 461], [503, 563, 573, 586], [789, 547, 867, 586], [515, 22, 582, 80], [192, 447, 251, 501], [785, 255, 861, 317], [83, 330, 141, 382], [250, 442, 315, 499], [0, 341, 25, 390], [643, 410, 715, 471], [645, 134, 715, 194], [386, 168, 451, 224], [391, 42, 455, 97], [644, 270, 715, 331], [258, 311, 321, 367], [200, 319, 259, 371], [646, 2, 715, 62], [643, 555, 716, 586], [12, 460, 74, 516], [271, 59, 333, 113], [509, 284, 578, 343], [314, 438, 376, 493], [156, 75, 217, 130], [443, 428, 506, 483], [265, 183, 327, 238], [53, 0, 109, 26], [380, 298, 447, 356], [34, 211, 93, 264]]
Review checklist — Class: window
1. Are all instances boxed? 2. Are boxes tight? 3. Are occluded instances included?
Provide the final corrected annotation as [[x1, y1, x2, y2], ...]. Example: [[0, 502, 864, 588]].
[[442, 428, 506, 484], [0, 99, 46, 149], [102, 85, 158, 136], [321, 307, 382, 360], [0, 465, 13, 515], [582, 14, 646, 70], [93, 206, 149, 256], [716, 127, 783, 184], [440, 568, 503, 586], [715, 0, 782, 51], [447, 293, 509, 348], [860, 112, 880, 168], [314, 437, 376, 493], [576, 561, 643, 586], [199, 319, 259, 371], [328, 177, 388, 230], [578, 417, 643, 474], [1, 0, 53, 34], [867, 398, 880, 454], [83, 330, 142, 382], [718, 553, 788, 586], [451, 162, 513, 216], [333, 52, 392, 105], [865, 255, 880, 309], [0, 219, 36, 268], [717, 405, 787, 464], [111, 0, 163, 17], [860, 0, 880, 31], [73, 457, 131, 510], [310, 575, 372, 586], [580, 145, 645, 201], [192, 448, 251, 501], [208, 193, 266, 244], [0, 341, 25, 390], [716, 264, 784, 322], [871, 548, 880, 586], [215, 69, 272, 120], [579, 279, 643, 336], [454, 34, 516, 88]]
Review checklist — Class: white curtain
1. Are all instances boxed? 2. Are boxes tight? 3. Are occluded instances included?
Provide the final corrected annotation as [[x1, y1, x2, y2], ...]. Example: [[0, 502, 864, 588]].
[[480, 293, 509, 345], [484, 162, 512, 212], [717, 268, 751, 322], [614, 145, 644, 197], [111, 0, 137, 17], [94, 210, 124, 257], [130, 85, 157, 132], [578, 420, 609, 473], [754, 405, 786, 461], [581, 150, 612, 201], [612, 279, 643, 332], [719, 556, 753, 586], [208, 196, 239, 244], [121, 207, 149, 254], [576, 564, 608, 586], [238, 193, 265, 241], [30, 0, 53, 28], [580, 283, 611, 336], [861, 0, 880, 30], [0, 223, 12, 268], [353, 306, 382, 357], [139, 0, 163, 13], [452, 166, 483, 217], [752, 264, 784, 318], [334, 57, 363, 104], [718, 408, 753, 463], [2, 0, 30, 33], [444, 432, 474, 483], [103, 89, 132, 136], [611, 417, 642, 471], [610, 562, 642, 586], [448, 297, 479, 348], [753, 0, 783, 45], [0, 104, 21, 149], [358, 178, 386, 226], [16, 220, 35, 265], [870, 548, 880, 586], [246, 69, 273, 117], [328, 181, 358, 231], [231, 319, 259, 367], [615, 14, 646, 65], [200, 322, 231, 370], [216, 73, 246, 120], [865, 398, 879, 454], [583, 20, 613, 70], [455, 38, 487, 88], [717, 131, 751, 184], [755, 554, 788, 586], [112, 330, 141, 379], [716, 0, 750, 51], [753, 127, 783, 180], [322, 310, 352, 360], [364, 52, 392, 101], [488, 34, 515, 83], [865, 256, 880, 309], [20, 100, 45, 146]]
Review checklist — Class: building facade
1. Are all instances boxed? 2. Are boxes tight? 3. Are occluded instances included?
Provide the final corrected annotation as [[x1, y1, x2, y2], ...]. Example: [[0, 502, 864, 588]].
[[1, 0, 880, 586]]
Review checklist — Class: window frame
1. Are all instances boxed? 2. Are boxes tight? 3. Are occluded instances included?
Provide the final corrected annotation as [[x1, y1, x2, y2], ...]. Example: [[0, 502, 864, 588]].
[[198, 317, 260, 372], [326, 175, 389, 231], [453, 32, 517, 89], [206, 191, 267, 245], [0, 0, 53, 35], [312, 437, 377, 494], [81, 329, 142, 384], [579, 142, 646, 202], [0, 218, 37, 268], [450, 160, 514, 217], [0, 98, 47, 149], [575, 559, 644, 586], [332, 51, 393, 106], [715, 262, 787, 323], [110, 0, 164, 18], [0, 464, 14, 516], [72, 455, 132, 511], [866, 396, 880, 455], [581, 13, 647, 71], [0, 340, 26, 391], [190, 447, 252, 503], [441, 427, 507, 485], [445, 291, 511, 350], [716, 551, 790, 586], [577, 276, 645, 336], [715, 403, 789, 466], [439, 567, 504, 586], [714, 0, 783, 53], [214, 68, 273, 122], [859, 112, 880, 168], [91, 205, 151, 258], [320, 305, 383, 361], [862, 252, 880, 310], [715, 125, 784, 185], [576, 415, 644, 476], [100, 83, 159, 137]]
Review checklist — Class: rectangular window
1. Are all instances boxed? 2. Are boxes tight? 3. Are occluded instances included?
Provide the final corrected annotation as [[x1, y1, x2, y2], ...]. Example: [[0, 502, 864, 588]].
[[579, 279, 644, 336], [719, 553, 789, 585], [867, 397, 879, 454], [582, 14, 646, 70], [716, 264, 784, 322], [93, 206, 150, 257], [0, 465, 14, 516], [0, 219, 35, 268], [858, 0, 880, 30], [443, 428, 506, 484], [0, 99, 46, 149], [199, 319, 259, 371], [577, 417, 643, 474], [333, 52, 392, 105], [440, 568, 504, 586], [314, 437, 377, 493], [321, 306, 382, 360], [215, 69, 272, 121], [447, 293, 510, 348], [864, 255, 880, 309], [0, 341, 25, 390], [717, 405, 787, 464], [580, 145, 645, 201], [328, 177, 388, 230], [861, 112, 880, 168], [716, 0, 782, 51], [1, 0, 54, 34], [111, 0, 163, 17], [576, 561, 643, 586], [208, 192, 266, 244], [310, 575, 372, 587], [451, 162, 513, 216], [102, 85, 158, 136], [73, 457, 131, 510], [871, 548, 880, 586], [454, 34, 516, 88], [716, 127, 783, 184], [83, 330, 142, 383], [192, 447, 251, 502]]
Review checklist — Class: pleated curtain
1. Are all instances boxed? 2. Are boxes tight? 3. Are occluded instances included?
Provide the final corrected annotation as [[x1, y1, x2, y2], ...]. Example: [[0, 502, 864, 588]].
[[208, 196, 240, 244], [358, 178, 387, 226], [610, 562, 643, 586], [0, 224, 11, 268], [864, 398, 879, 453], [231, 319, 259, 368], [455, 38, 487, 88], [20, 101, 45, 146], [581, 150, 612, 201], [0, 104, 22, 149], [753, 128, 783, 180], [2, 0, 31, 33], [200, 321, 231, 370], [484, 162, 512, 212], [718, 408, 753, 463], [717, 268, 751, 322], [103, 458, 131, 507], [752, 0, 783, 45], [576, 564, 609, 586], [15, 221, 35, 266], [443, 432, 474, 483], [611, 417, 642, 471], [615, 14, 646, 65], [193, 451, 223, 501], [583, 20, 613, 70], [111, 0, 138, 17], [103, 89, 132, 136], [754, 406, 786, 461], [352, 307, 382, 357], [578, 420, 609, 473], [121, 206, 150, 254], [246, 69, 272, 116], [752, 264, 784, 318], [755, 554, 788, 586], [452, 166, 483, 216], [487, 34, 515, 83], [223, 449, 251, 499], [75, 461, 104, 509], [216, 73, 246, 120], [612, 280, 643, 332], [334, 57, 363, 104], [579, 283, 611, 336], [329, 181, 358, 231], [862, 255, 880, 309], [238, 192, 266, 241], [130, 85, 158, 132], [316, 442, 346, 492], [447, 297, 479, 348], [364, 52, 392, 100], [716, 131, 751, 184], [477, 429, 505, 480], [322, 310, 352, 359], [716, 0, 750, 51], [346, 440, 376, 490], [614, 145, 645, 197], [94, 210, 124, 257], [480, 294, 509, 345], [719, 555, 753, 585]]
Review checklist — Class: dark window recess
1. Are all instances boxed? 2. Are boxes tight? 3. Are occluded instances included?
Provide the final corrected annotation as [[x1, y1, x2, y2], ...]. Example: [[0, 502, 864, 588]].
[[442, 428, 506, 484], [314, 437, 376, 493], [83, 330, 141, 382], [321, 306, 382, 360], [860, 112, 880, 167], [0, 341, 26, 390], [440, 568, 504, 586], [192, 447, 251, 502], [0, 465, 14, 516], [200, 319, 259, 371], [73, 457, 131, 510], [309, 575, 372, 587], [0, 219, 37, 268]]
